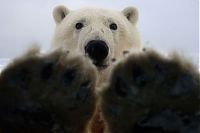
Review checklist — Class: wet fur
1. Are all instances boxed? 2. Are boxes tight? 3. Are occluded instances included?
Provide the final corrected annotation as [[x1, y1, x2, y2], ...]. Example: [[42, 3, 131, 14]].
[[0, 48, 97, 133], [0, 48, 199, 133], [100, 49, 200, 133]]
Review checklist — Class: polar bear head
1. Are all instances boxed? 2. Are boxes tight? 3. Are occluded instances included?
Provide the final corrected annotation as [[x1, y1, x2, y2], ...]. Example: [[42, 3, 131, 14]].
[[51, 5, 141, 68]]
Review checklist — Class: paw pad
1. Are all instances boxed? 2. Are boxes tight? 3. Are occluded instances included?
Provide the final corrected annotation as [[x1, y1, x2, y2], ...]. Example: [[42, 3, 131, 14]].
[[0, 49, 97, 133], [115, 77, 130, 97], [132, 110, 200, 133], [76, 81, 91, 102], [41, 61, 54, 80], [172, 73, 197, 96], [100, 50, 200, 133], [61, 69, 77, 86], [132, 66, 147, 86], [9, 68, 30, 89]]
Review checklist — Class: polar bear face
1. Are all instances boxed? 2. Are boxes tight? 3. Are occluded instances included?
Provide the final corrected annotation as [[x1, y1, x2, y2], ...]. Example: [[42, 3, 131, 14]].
[[51, 6, 141, 68]]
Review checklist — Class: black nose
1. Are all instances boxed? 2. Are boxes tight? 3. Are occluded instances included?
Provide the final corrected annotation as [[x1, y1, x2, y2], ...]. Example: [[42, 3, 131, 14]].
[[85, 40, 109, 61]]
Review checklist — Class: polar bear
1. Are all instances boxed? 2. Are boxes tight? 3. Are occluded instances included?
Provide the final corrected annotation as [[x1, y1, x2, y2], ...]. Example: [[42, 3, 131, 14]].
[[51, 5, 141, 69], [0, 5, 199, 133], [51, 5, 143, 132]]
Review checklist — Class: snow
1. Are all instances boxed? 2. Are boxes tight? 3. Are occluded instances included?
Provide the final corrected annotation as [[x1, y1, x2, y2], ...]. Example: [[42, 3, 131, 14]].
[[0, 58, 10, 73]]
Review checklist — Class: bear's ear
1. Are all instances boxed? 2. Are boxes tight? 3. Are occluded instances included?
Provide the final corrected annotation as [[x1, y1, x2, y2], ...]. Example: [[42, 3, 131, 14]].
[[53, 5, 70, 24], [122, 7, 138, 24]]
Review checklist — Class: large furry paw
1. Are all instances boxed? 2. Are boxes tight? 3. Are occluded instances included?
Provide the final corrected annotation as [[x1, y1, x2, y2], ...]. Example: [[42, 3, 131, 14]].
[[100, 50, 200, 133], [0, 48, 97, 133]]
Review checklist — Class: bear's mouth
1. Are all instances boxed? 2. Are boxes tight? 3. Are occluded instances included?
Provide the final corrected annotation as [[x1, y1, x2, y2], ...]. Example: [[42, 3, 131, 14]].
[[92, 60, 109, 70]]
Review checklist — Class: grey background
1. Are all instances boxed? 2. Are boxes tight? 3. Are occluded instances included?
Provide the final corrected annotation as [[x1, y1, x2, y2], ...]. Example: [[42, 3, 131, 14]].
[[0, 0, 199, 67]]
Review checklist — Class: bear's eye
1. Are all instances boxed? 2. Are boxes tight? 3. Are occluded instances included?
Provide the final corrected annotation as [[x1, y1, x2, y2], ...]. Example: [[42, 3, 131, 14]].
[[109, 23, 118, 30], [75, 22, 84, 30]]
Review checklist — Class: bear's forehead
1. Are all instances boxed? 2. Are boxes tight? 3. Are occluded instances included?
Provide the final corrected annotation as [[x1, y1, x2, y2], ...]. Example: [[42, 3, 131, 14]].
[[69, 8, 123, 21]]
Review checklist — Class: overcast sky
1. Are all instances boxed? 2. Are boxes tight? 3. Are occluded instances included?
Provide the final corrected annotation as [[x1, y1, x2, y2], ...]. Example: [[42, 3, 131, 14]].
[[0, 0, 199, 66]]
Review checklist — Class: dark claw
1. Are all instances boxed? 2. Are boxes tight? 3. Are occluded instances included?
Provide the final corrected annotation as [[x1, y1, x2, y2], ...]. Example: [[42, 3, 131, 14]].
[[61, 69, 76, 86], [115, 77, 129, 97], [76, 81, 91, 102]]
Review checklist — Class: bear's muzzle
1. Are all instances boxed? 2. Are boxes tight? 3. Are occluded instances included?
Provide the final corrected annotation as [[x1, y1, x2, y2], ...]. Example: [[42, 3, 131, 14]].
[[85, 40, 109, 67]]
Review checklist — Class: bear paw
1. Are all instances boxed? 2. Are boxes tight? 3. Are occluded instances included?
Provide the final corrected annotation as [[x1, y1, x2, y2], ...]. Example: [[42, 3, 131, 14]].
[[100, 50, 200, 133], [0, 48, 97, 133]]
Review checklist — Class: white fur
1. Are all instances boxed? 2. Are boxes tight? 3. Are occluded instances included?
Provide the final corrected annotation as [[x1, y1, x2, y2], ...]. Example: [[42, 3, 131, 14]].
[[51, 6, 141, 62]]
